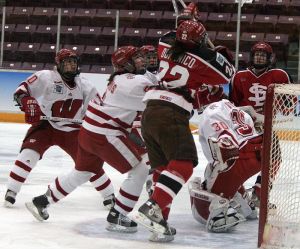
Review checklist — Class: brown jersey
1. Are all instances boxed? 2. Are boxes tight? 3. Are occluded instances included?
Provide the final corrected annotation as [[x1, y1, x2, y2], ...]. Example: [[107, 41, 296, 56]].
[[229, 68, 291, 113]]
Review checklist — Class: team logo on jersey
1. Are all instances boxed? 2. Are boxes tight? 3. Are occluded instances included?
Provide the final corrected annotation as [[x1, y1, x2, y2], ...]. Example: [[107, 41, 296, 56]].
[[216, 53, 225, 66], [248, 83, 267, 107], [53, 84, 64, 94]]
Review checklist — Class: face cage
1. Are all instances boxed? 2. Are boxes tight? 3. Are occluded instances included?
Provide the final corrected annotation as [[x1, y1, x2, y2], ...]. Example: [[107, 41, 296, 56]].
[[57, 57, 80, 81]]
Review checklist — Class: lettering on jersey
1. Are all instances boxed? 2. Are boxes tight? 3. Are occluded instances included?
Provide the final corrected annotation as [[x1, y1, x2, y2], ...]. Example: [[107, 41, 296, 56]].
[[248, 83, 267, 107], [160, 95, 172, 101], [194, 192, 209, 201], [53, 83, 64, 94], [216, 53, 225, 66], [27, 75, 38, 84], [161, 47, 196, 69]]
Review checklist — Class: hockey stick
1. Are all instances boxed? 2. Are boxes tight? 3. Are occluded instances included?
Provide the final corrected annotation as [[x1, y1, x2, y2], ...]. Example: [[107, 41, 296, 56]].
[[176, 0, 215, 49], [40, 116, 83, 124]]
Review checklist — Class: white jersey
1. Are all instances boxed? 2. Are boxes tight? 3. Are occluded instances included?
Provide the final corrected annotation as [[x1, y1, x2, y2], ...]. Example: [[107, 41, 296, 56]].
[[83, 73, 157, 136], [199, 99, 262, 163], [16, 70, 97, 132]]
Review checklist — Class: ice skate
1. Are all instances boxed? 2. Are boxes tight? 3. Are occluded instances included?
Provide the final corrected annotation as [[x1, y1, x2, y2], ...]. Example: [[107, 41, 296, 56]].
[[4, 189, 17, 208], [106, 207, 137, 233], [25, 194, 50, 221], [148, 225, 176, 242]]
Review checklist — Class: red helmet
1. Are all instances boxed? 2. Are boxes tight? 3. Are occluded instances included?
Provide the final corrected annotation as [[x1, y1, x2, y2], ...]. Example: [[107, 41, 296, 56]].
[[176, 2, 201, 26], [55, 48, 79, 81], [176, 20, 207, 48], [139, 45, 158, 73], [55, 48, 78, 65], [250, 42, 274, 69], [111, 46, 140, 73]]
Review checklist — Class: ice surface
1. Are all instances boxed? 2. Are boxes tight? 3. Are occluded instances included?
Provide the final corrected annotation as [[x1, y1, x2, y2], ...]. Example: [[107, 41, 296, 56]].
[[0, 123, 259, 249]]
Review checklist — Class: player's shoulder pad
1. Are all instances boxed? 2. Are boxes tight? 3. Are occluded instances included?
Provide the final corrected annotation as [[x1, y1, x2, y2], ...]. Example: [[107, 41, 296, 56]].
[[191, 46, 216, 61]]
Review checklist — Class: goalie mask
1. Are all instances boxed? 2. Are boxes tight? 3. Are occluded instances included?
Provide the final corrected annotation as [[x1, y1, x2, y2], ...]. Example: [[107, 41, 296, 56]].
[[111, 46, 146, 75], [55, 49, 80, 82], [176, 20, 207, 49], [139, 45, 158, 73], [250, 42, 274, 70]]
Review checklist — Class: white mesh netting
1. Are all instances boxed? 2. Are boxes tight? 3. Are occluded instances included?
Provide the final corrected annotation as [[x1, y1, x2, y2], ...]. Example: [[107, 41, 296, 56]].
[[262, 84, 300, 249]]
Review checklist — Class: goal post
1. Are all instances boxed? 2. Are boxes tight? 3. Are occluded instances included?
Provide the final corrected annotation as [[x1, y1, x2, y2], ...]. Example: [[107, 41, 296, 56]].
[[258, 83, 300, 248]]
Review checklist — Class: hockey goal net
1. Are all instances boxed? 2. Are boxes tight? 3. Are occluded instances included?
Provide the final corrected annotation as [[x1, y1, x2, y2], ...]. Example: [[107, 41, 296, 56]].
[[258, 84, 300, 248]]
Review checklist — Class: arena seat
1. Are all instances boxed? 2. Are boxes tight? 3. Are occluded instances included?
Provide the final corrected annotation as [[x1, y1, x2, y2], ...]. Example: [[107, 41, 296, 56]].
[[32, 25, 57, 43], [264, 33, 289, 63], [152, 0, 174, 12], [30, 7, 55, 25], [233, 52, 250, 70], [228, 13, 254, 33], [62, 44, 85, 55], [21, 62, 45, 71], [49, 8, 75, 26], [130, 0, 153, 11], [251, 14, 278, 33], [17, 42, 41, 62], [289, 0, 300, 16], [6, 7, 33, 24], [119, 27, 147, 46], [59, 26, 80, 45], [86, 0, 108, 9], [161, 11, 177, 29], [1, 61, 22, 69], [219, 0, 238, 13], [215, 31, 236, 50], [197, 0, 221, 13], [10, 24, 36, 43], [2, 23, 16, 42], [265, 0, 290, 15], [100, 27, 124, 46], [81, 45, 108, 64], [242, 0, 266, 14], [90, 65, 114, 74], [35, 43, 57, 63], [119, 9, 140, 27], [72, 9, 96, 26], [145, 28, 170, 46], [93, 9, 117, 27], [108, 0, 131, 10], [136, 10, 163, 29], [205, 12, 231, 32], [103, 46, 115, 63], [3, 42, 19, 62], [44, 63, 55, 70], [240, 32, 265, 50], [206, 31, 217, 43], [77, 26, 102, 46]]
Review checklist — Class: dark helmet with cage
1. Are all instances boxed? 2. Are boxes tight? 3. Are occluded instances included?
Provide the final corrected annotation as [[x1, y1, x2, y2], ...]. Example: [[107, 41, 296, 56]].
[[139, 45, 158, 73], [111, 46, 146, 74], [176, 20, 207, 49], [55, 48, 80, 82], [176, 2, 201, 27], [250, 42, 274, 69]]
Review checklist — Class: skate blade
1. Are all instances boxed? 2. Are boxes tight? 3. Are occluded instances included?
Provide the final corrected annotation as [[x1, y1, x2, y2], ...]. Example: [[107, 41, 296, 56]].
[[210, 217, 246, 233], [106, 223, 137, 233], [4, 201, 14, 208], [133, 212, 166, 234], [25, 202, 45, 222], [148, 232, 174, 243]]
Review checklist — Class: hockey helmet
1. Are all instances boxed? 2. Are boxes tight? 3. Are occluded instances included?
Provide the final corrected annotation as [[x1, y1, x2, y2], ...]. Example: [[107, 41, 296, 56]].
[[55, 48, 80, 82], [250, 42, 274, 69], [139, 45, 158, 73], [111, 46, 146, 74], [176, 20, 207, 48]]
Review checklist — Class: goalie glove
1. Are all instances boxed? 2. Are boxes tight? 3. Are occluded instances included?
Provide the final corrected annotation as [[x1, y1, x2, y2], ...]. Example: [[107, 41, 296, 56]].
[[193, 85, 225, 112], [208, 135, 239, 171], [20, 96, 42, 124]]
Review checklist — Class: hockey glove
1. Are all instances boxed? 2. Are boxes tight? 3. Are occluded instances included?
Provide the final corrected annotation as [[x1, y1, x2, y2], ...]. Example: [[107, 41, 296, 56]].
[[214, 45, 234, 64], [21, 96, 42, 124], [193, 85, 225, 111]]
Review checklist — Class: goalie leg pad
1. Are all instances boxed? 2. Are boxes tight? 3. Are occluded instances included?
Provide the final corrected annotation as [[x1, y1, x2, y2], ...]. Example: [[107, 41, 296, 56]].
[[207, 196, 246, 233]]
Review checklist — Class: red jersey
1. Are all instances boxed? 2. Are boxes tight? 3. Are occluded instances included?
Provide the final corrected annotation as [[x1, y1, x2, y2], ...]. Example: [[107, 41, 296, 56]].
[[229, 68, 291, 113]]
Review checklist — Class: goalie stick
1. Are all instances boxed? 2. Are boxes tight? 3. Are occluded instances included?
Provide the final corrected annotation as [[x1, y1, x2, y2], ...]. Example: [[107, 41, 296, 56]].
[[40, 116, 83, 124]]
